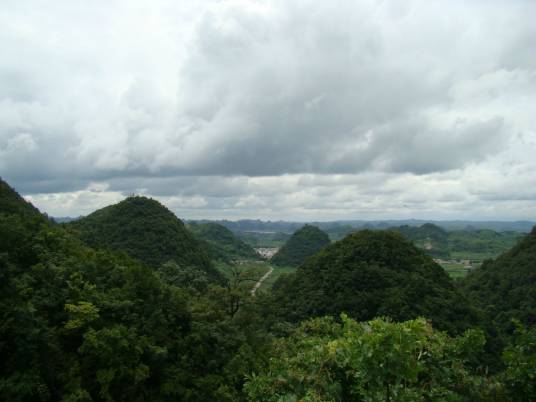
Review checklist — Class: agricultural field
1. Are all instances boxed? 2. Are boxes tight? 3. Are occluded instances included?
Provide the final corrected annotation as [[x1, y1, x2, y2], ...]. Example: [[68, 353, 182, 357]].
[[215, 260, 296, 293], [215, 260, 271, 289], [449, 251, 496, 262], [439, 262, 472, 279], [259, 265, 297, 291]]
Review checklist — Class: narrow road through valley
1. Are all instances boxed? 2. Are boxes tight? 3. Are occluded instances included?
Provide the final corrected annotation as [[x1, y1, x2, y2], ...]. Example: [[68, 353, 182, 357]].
[[251, 267, 273, 295]]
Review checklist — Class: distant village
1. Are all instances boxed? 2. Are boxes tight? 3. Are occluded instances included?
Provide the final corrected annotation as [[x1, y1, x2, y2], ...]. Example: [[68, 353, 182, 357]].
[[255, 247, 279, 259]]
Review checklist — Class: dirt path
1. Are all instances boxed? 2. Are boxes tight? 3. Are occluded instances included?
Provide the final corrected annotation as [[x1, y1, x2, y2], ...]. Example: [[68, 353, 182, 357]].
[[251, 267, 273, 295]]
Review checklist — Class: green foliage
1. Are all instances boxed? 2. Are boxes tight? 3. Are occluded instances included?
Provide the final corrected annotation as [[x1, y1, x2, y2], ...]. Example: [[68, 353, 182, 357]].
[[391, 224, 450, 258], [64, 302, 100, 330], [0, 178, 42, 219], [462, 227, 536, 333], [189, 222, 259, 262], [0, 215, 192, 400], [439, 262, 471, 279], [246, 315, 501, 401], [2, 179, 536, 401], [0, 180, 270, 401], [502, 323, 536, 400], [271, 225, 331, 267], [271, 230, 479, 334], [324, 224, 357, 241], [258, 265, 297, 291], [157, 260, 210, 294], [392, 223, 522, 261], [67, 196, 223, 283], [216, 261, 269, 284], [448, 229, 521, 260]]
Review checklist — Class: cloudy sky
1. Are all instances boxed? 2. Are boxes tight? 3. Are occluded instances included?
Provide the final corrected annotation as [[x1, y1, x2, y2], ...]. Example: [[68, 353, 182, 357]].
[[1, 0, 535, 221]]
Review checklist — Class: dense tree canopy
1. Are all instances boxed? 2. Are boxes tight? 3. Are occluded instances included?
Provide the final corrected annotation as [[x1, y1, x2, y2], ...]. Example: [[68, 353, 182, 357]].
[[462, 227, 536, 333], [0, 177, 42, 219], [67, 196, 222, 282], [188, 222, 258, 262], [271, 230, 479, 334], [2, 178, 536, 401], [391, 223, 450, 258], [246, 315, 503, 401], [448, 229, 521, 257], [391, 223, 521, 260], [0, 180, 268, 401], [271, 224, 331, 267]]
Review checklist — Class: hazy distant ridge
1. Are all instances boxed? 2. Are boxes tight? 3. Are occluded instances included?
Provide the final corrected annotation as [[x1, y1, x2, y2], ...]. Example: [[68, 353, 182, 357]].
[[190, 219, 535, 233]]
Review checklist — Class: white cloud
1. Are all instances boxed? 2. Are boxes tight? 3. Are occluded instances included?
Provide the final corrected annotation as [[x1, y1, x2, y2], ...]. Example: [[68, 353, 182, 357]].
[[2, 0, 536, 220]]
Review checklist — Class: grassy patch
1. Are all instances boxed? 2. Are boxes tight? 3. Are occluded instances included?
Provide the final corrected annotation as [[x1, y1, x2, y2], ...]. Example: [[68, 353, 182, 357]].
[[215, 260, 271, 291], [439, 262, 471, 279], [449, 251, 497, 262], [259, 265, 297, 290]]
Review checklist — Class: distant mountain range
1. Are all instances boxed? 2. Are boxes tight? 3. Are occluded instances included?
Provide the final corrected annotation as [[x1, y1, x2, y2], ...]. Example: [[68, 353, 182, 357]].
[[52, 216, 81, 223], [190, 218, 535, 233], [54, 215, 535, 235]]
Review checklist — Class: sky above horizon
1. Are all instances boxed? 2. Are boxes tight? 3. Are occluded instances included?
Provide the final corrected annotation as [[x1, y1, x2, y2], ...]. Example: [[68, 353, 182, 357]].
[[1, 0, 536, 221]]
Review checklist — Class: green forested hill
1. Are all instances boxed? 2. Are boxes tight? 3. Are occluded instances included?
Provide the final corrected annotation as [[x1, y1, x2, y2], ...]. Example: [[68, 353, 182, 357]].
[[462, 227, 536, 332], [0, 177, 42, 219], [271, 230, 479, 334], [189, 222, 258, 261], [67, 196, 222, 282], [0, 179, 271, 401], [271, 224, 330, 267], [236, 230, 290, 248], [391, 223, 450, 258], [3, 178, 536, 400], [448, 229, 521, 260], [324, 224, 356, 241], [392, 223, 522, 260]]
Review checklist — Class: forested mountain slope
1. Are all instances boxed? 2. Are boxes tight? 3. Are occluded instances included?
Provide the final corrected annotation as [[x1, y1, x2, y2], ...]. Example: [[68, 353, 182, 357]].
[[2, 178, 536, 400], [0, 179, 268, 401], [189, 222, 258, 261], [0, 177, 42, 219], [271, 224, 330, 267], [448, 229, 521, 259], [392, 223, 522, 260], [462, 227, 536, 333], [67, 196, 222, 282], [391, 223, 450, 257], [271, 230, 479, 334]]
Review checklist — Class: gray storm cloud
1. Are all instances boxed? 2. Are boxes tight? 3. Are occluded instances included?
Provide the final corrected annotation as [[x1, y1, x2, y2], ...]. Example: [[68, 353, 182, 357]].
[[1, 0, 536, 219]]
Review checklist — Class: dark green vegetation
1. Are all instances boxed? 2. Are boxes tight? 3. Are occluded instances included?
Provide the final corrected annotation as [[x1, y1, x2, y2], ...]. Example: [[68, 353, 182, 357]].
[[0, 177, 41, 218], [271, 224, 331, 267], [2, 177, 536, 401], [392, 223, 450, 258], [203, 218, 536, 234], [271, 230, 479, 334], [448, 228, 522, 261], [0, 179, 271, 401], [247, 316, 536, 401], [323, 224, 356, 241], [189, 222, 258, 262], [259, 265, 296, 290], [236, 230, 290, 248], [441, 261, 473, 279], [392, 223, 522, 261], [215, 260, 269, 287], [67, 196, 222, 282], [463, 227, 536, 334]]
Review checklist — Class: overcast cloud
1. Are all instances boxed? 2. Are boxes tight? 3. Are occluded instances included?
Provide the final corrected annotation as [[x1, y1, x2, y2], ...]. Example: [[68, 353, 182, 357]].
[[1, 0, 535, 220]]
